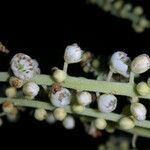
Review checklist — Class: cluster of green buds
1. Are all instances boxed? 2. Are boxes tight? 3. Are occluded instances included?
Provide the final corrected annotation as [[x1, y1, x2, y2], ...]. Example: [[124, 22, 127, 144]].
[[97, 135, 130, 150], [88, 0, 150, 33], [0, 42, 149, 149]]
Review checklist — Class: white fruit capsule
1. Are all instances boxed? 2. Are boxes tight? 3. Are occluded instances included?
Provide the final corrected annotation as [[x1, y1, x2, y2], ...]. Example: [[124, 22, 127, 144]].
[[97, 94, 117, 113], [34, 108, 47, 121], [109, 51, 130, 77], [52, 69, 67, 83], [64, 43, 83, 64], [49, 88, 71, 107], [53, 108, 67, 121], [119, 117, 135, 130], [63, 116, 75, 129], [23, 82, 39, 97], [94, 118, 107, 130], [130, 102, 147, 121], [131, 54, 150, 74], [76, 91, 92, 106], [10, 53, 40, 80]]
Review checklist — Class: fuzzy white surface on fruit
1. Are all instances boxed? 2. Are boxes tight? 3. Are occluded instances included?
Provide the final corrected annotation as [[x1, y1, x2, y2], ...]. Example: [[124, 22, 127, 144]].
[[76, 91, 92, 106], [64, 43, 83, 64], [97, 94, 117, 113], [50, 88, 71, 107]]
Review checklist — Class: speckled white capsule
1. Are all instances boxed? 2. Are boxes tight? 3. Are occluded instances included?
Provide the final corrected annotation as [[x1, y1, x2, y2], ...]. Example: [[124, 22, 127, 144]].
[[23, 82, 40, 97], [109, 51, 130, 77], [63, 116, 75, 129], [10, 53, 40, 80], [49, 88, 72, 107], [130, 102, 147, 121], [76, 91, 92, 106], [64, 43, 83, 64], [131, 54, 150, 74], [97, 94, 117, 113]]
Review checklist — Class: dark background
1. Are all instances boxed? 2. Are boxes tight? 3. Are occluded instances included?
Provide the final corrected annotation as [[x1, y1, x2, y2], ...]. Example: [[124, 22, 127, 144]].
[[0, 0, 150, 149]]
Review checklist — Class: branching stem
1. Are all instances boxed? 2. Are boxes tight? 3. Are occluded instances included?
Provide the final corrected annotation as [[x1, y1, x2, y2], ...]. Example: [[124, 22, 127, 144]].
[[0, 72, 150, 137]]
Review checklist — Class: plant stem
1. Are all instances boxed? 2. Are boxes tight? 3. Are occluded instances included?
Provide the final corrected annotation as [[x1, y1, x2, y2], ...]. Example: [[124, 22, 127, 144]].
[[129, 72, 135, 84], [0, 97, 150, 137], [0, 72, 149, 99], [106, 70, 113, 81], [132, 134, 137, 148], [63, 62, 68, 73]]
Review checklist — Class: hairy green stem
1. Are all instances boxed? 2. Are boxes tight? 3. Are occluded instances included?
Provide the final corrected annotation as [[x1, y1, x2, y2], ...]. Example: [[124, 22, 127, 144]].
[[0, 97, 150, 137], [0, 72, 149, 99], [0, 72, 150, 137]]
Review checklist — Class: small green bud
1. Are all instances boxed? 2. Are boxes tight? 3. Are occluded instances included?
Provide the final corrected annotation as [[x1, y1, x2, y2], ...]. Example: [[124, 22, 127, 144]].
[[83, 66, 90, 73], [139, 17, 149, 28], [136, 82, 150, 96], [113, 1, 123, 10], [34, 108, 47, 121], [119, 116, 135, 130], [53, 68, 67, 83], [2, 101, 14, 113], [133, 6, 143, 16], [92, 59, 100, 69], [94, 118, 107, 130], [53, 108, 66, 121], [72, 104, 85, 113], [5, 87, 17, 98], [105, 126, 115, 133], [81, 51, 92, 63]]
